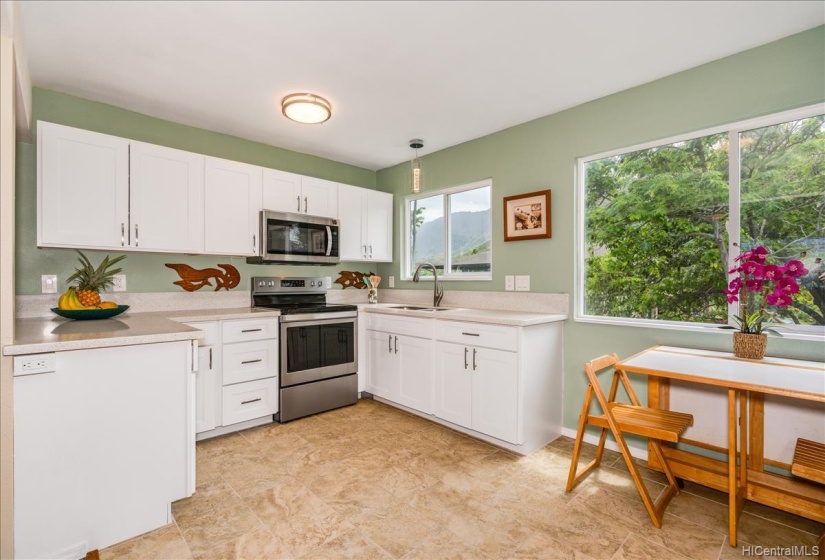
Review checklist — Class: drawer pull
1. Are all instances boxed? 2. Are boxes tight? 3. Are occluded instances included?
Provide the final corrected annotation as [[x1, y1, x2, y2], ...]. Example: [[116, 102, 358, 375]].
[[241, 398, 262, 405], [462, 332, 480, 337], [473, 348, 478, 371], [241, 328, 263, 333], [241, 359, 262, 365], [464, 347, 468, 370]]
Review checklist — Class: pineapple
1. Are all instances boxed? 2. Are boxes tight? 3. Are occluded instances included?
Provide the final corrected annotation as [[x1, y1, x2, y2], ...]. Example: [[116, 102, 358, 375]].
[[67, 251, 126, 308]]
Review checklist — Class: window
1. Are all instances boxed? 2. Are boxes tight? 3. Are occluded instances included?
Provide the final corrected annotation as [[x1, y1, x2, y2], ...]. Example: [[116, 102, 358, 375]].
[[404, 180, 492, 280], [578, 107, 824, 335]]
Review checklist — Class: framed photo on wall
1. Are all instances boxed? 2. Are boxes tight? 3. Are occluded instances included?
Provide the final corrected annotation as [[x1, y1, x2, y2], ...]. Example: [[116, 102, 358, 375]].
[[503, 189, 551, 241]]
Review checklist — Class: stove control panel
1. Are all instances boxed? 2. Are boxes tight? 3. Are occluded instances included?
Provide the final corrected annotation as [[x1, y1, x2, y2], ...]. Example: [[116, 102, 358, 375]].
[[252, 277, 327, 294]]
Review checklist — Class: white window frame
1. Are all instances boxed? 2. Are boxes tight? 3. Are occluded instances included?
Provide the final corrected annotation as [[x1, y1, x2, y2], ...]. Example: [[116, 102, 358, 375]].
[[402, 179, 493, 281], [575, 104, 825, 341]]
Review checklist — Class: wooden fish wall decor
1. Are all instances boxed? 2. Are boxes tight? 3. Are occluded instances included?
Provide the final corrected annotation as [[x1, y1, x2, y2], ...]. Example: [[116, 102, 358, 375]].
[[335, 270, 376, 290], [165, 263, 241, 292]]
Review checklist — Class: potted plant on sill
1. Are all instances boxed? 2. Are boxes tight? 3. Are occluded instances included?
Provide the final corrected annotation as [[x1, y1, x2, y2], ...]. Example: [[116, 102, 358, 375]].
[[722, 245, 808, 359]]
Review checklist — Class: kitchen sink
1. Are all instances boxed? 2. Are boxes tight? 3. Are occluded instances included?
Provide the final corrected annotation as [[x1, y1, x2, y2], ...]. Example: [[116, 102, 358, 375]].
[[388, 306, 453, 312]]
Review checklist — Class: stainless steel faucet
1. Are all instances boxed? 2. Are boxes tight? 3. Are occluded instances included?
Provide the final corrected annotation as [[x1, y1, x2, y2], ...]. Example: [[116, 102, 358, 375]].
[[413, 262, 444, 307]]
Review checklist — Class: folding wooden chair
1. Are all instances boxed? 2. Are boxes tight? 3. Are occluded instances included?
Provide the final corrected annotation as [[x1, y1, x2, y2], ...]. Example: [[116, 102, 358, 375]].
[[565, 353, 694, 528]]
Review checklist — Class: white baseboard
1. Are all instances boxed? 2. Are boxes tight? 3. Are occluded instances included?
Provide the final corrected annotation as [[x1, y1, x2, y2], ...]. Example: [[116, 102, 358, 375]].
[[38, 542, 87, 560], [560, 427, 649, 461]]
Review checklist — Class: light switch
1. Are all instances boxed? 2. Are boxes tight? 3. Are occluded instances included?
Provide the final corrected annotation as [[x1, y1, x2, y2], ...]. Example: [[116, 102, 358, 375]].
[[515, 275, 530, 291], [389, 276, 395, 288], [504, 275, 515, 291], [41, 275, 58, 294]]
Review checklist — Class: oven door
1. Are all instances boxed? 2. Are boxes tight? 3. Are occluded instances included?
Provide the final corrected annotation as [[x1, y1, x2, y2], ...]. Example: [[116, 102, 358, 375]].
[[262, 211, 339, 264], [280, 316, 357, 387]]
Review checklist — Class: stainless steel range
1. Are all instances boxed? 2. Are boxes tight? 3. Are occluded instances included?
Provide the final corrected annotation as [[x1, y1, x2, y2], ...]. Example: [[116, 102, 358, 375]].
[[252, 277, 358, 422]]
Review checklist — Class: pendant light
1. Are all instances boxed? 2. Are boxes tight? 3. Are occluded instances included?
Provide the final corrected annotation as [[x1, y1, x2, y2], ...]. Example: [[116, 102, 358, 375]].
[[281, 93, 332, 124], [410, 139, 424, 194]]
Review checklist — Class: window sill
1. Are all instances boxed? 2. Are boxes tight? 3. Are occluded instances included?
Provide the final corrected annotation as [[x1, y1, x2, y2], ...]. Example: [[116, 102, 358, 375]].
[[574, 315, 825, 343], [399, 276, 493, 282]]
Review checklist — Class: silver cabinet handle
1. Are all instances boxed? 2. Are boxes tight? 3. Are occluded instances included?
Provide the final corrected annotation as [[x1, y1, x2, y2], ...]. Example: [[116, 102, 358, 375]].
[[241, 359, 262, 365], [473, 348, 477, 371], [394, 336, 398, 354], [134, 223, 139, 247], [464, 347, 468, 370], [388, 334, 392, 353], [363, 245, 367, 258], [209, 347, 213, 369], [304, 196, 308, 213], [121, 223, 125, 246], [369, 245, 373, 258], [297, 195, 301, 212], [253, 234, 256, 252], [462, 332, 480, 337], [241, 398, 262, 405], [242, 328, 262, 333]]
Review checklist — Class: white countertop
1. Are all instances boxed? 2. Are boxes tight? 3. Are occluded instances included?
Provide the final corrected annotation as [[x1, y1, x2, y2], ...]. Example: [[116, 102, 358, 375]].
[[4, 302, 565, 356], [4, 307, 281, 356], [360, 304, 567, 326]]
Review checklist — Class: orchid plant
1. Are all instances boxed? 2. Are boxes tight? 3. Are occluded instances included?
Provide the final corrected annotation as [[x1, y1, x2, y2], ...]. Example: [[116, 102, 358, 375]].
[[722, 245, 808, 335]]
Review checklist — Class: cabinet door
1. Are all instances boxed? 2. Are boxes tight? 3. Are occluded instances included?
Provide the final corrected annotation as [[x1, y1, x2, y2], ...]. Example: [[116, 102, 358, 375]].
[[337, 184, 367, 261], [366, 190, 393, 262], [398, 335, 434, 414], [433, 341, 472, 428], [262, 168, 302, 213], [38, 121, 129, 249], [196, 345, 219, 433], [129, 141, 204, 253], [471, 347, 520, 444], [301, 176, 338, 218], [367, 330, 399, 401], [204, 157, 263, 255]]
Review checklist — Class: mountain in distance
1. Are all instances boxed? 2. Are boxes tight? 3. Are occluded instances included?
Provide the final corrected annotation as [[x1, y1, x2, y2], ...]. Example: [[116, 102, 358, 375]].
[[413, 209, 491, 262]]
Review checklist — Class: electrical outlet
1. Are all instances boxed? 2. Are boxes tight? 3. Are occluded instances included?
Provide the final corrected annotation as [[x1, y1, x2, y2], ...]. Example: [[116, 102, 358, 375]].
[[504, 275, 515, 291], [515, 275, 530, 291], [389, 276, 395, 288], [41, 275, 58, 294], [14, 353, 56, 376], [325, 277, 332, 289], [112, 274, 127, 292]]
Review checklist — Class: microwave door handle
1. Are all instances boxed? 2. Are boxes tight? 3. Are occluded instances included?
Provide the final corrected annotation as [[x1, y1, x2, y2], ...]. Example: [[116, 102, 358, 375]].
[[326, 226, 333, 256]]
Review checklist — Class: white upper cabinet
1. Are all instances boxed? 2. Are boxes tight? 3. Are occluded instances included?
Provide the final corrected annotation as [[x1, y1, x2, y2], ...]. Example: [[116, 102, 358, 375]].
[[39, 122, 130, 249], [338, 183, 393, 262], [263, 170, 338, 218], [204, 157, 262, 256], [129, 142, 204, 253], [262, 169, 302, 214], [300, 176, 338, 218]]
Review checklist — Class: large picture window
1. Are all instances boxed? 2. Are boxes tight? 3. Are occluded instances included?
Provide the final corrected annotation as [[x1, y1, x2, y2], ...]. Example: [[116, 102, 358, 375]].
[[404, 180, 492, 280], [578, 107, 824, 335]]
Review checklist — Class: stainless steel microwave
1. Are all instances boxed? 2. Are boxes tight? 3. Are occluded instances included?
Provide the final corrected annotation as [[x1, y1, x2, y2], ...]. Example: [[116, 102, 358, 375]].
[[247, 210, 340, 265]]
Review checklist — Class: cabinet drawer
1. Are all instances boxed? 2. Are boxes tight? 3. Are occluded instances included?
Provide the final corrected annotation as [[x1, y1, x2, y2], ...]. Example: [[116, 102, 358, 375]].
[[221, 377, 278, 426], [365, 313, 433, 339], [221, 318, 279, 344], [435, 320, 518, 352], [222, 340, 278, 385], [183, 321, 220, 346]]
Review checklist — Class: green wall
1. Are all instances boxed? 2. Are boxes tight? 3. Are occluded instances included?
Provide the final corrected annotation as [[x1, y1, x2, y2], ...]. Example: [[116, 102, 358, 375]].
[[376, 27, 825, 437], [15, 88, 379, 295]]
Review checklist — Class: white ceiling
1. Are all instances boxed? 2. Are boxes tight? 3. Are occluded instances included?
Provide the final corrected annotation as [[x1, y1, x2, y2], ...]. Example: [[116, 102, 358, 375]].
[[19, 1, 824, 171]]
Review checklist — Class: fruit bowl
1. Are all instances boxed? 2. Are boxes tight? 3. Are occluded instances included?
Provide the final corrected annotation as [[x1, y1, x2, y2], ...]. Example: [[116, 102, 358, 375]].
[[51, 305, 129, 320]]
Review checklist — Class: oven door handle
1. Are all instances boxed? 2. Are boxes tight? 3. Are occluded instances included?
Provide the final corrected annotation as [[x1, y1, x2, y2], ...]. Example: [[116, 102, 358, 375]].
[[279, 311, 358, 323], [326, 225, 333, 256]]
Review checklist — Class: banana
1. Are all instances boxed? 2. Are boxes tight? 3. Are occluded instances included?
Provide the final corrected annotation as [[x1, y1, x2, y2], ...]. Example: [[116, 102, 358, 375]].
[[58, 291, 68, 310], [66, 288, 82, 310]]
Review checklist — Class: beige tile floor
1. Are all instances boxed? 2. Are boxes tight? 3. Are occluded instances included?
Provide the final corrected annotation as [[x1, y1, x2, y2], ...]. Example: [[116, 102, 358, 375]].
[[102, 399, 824, 560]]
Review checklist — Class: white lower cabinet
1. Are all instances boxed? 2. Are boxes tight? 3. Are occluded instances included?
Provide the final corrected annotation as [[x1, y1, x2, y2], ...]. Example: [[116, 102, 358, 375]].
[[184, 317, 279, 439], [366, 313, 563, 455]]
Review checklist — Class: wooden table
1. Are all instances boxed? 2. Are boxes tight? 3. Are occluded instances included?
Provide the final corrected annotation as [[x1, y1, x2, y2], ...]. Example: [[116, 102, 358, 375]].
[[617, 345, 825, 547]]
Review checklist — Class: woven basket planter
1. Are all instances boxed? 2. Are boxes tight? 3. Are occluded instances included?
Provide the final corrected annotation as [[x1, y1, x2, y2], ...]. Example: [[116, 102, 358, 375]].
[[733, 332, 768, 360]]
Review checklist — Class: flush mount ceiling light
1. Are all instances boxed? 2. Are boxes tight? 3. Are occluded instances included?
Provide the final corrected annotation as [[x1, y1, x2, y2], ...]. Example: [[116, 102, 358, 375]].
[[281, 93, 332, 124], [410, 139, 424, 194]]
